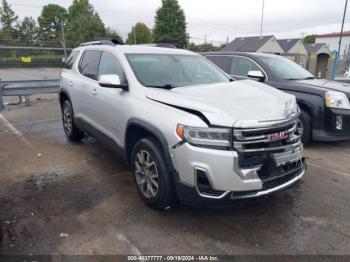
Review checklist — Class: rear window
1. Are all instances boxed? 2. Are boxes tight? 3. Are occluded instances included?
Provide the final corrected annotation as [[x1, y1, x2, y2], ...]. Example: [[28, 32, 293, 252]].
[[64, 51, 79, 69], [78, 50, 102, 80]]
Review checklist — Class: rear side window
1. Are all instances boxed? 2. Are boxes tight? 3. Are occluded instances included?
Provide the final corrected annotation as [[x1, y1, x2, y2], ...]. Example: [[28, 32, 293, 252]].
[[78, 50, 102, 80], [230, 56, 260, 77], [64, 51, 79, 69], [205, 55, 233, 74]]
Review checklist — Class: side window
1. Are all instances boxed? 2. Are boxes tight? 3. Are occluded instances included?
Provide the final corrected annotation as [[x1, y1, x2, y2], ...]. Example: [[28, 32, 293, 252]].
[[78, 50, 102, 80], [230, 56, 260, 77], [98, 52, 126, 83], [205, 55, 233, 74], [64, 51, 79, 69]]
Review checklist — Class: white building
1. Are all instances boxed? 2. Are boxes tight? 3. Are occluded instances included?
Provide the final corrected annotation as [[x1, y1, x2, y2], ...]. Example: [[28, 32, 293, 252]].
[[315, 32, 350, 59]]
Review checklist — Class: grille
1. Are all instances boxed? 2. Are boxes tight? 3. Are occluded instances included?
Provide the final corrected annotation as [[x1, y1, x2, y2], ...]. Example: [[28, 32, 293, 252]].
[[233, 118, 301, 153]]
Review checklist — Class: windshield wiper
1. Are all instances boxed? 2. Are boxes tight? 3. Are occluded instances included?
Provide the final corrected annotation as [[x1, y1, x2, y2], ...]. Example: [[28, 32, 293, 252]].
[[303, 76, 315, 80], [284, 76, 315, 81], [146, 84, 177, 89]]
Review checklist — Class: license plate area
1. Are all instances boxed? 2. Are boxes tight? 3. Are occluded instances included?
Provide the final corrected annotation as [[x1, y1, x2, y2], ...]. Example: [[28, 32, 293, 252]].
[[272, 147, 303, 167]]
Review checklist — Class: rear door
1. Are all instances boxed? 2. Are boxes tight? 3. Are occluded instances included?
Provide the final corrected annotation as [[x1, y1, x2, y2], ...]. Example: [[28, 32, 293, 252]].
[[76, 49, 102, 127]]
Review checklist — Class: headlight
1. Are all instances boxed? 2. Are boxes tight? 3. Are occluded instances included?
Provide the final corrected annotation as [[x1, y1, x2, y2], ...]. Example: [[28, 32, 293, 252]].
[[325, 91, 350, 109], [176, 124, 231, 148]]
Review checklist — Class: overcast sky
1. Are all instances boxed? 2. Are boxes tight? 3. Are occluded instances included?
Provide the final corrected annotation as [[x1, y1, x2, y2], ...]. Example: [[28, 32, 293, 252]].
[[6, 0, 350, 45]]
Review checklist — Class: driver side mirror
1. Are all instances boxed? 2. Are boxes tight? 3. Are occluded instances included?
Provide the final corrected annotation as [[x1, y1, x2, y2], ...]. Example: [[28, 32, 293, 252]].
[[247, 70, 266, 82], [98, 74, 128, 90]]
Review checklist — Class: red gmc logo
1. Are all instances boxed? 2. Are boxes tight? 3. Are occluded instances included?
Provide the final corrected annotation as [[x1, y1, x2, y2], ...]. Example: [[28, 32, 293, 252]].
[[268, 131, 287, 142]]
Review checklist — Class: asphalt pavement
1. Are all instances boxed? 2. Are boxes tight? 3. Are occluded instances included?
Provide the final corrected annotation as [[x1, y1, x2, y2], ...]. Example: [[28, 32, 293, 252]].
[[0, 99, 350, 255]]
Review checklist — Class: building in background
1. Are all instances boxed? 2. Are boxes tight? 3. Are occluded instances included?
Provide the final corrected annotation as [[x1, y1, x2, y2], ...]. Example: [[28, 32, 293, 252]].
[[222, 35, 284, 54], [315, 32, 350, 76], [278, 39, 308, 68], [305, 43, 334, 79]]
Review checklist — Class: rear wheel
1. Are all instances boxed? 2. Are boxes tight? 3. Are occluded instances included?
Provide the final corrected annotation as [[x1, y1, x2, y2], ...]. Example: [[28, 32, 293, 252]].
[[61, 100, 84, 141], [131, 137, 176, 210], [298, 110, 312, 145]]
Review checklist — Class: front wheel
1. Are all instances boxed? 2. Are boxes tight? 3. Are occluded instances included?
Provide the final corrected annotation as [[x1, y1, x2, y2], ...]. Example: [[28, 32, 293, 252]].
[[298, 110, 312, 145], [131, 137, 176, 210]]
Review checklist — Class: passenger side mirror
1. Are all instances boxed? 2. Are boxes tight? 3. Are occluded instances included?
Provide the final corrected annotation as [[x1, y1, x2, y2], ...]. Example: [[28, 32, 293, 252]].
[[98, 74, 128, 90], [247, 71, 266, 82]]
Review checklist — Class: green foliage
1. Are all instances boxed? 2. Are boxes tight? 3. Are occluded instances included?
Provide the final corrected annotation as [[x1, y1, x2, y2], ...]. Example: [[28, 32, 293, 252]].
[[37, 4, 67, 42], [105, 27, 123, 44], [65, 0, 106, 47], [153, 0, 187, 48], [0, 55, 64, 68], [126, 22, 152, 44], [18, 16, 37, 45], [189, 42, 226, 52], [304, 35, 316, 44], [0, 0, 18, 37]]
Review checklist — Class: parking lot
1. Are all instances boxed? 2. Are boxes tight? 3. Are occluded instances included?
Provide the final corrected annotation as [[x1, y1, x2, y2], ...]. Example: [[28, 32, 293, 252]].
[[0, 96, 349, 255]]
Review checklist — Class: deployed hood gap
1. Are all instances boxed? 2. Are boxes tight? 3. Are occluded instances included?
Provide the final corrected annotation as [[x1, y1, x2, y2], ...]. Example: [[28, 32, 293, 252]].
[[149, 98, 211, 126]]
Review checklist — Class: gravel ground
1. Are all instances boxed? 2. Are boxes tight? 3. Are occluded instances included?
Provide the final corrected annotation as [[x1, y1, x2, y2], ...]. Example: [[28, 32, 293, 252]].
[[0, 99, 350, 256]]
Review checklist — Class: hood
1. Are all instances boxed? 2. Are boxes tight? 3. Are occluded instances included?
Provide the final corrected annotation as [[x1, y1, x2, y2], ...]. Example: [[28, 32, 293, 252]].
[[294, 79, 350, 96], [146, 80, 297, 127]]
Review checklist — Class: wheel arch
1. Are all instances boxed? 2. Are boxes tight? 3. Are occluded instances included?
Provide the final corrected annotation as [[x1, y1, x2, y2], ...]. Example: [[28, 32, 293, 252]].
[[125, 118, 176, 176]]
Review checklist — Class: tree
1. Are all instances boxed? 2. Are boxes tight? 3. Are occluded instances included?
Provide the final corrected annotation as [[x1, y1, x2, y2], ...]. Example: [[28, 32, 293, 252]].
[[65, 0, 106, 47], [153, 0, 187, 48], [105, 27, 123, 44], [18, 16, 37, 44], [304, 34, 316, 44], [37, 4, 67, 42], [189, 42, 226, 52], [0, 0, 18, 37], [126, 22, 152, 44]]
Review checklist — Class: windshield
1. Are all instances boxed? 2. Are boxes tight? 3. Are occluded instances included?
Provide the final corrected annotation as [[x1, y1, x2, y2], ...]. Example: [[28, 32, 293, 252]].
[[259, 56, 315, 80], [126, 54, 229, 88]]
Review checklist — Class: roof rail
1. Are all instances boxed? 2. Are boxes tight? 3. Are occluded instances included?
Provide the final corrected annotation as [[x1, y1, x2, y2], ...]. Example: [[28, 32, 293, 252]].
[[79, 38, 123, 47]]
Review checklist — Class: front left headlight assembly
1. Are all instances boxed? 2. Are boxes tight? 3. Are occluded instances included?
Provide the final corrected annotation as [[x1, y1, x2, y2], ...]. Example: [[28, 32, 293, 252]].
[[176, 124, 232, 148], [325, 91, 350, 110]]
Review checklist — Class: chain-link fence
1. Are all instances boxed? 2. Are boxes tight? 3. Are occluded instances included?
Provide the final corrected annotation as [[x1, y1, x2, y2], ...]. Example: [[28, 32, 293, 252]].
[[0, 46, 73, 69]]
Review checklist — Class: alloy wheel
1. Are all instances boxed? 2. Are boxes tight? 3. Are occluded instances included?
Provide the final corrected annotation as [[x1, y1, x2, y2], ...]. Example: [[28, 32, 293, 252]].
[[134, 149, 159, 198]]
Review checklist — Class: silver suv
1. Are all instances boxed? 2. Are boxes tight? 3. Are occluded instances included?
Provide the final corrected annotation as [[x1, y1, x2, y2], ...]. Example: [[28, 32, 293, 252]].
[[59, 40, 305, 209]]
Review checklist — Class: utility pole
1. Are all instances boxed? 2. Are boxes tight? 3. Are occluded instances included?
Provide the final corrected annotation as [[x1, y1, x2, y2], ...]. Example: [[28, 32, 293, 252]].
[[226, 36, 229, 45], [338, 0, 348, 60], [260, 0, 265, 36], [204, 35, 207, 45], [60, 21, 67, 60], [186, 33, 190, 50], [133, 26, 137, 45]]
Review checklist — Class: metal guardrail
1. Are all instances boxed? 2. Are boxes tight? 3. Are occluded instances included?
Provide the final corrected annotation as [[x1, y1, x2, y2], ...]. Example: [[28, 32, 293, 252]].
[[0, 79, 60, 111]]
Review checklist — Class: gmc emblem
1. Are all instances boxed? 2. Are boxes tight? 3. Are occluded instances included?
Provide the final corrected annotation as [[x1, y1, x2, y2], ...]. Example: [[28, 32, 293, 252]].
[[268, 131, 287, 142]]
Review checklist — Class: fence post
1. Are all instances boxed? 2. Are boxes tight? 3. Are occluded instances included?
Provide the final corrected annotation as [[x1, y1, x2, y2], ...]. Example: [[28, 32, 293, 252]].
[[0, 84, 4, 112], [25, 95, 31, 106]]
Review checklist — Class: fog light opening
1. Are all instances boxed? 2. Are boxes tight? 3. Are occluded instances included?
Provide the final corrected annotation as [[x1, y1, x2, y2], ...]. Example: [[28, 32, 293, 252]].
[[336, 115, 343, 130]]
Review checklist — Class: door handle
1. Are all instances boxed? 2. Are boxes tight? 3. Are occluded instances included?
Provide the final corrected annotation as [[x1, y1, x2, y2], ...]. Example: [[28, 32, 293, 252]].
[[91, 88, 97, 95], [68, 81, 74, 87]]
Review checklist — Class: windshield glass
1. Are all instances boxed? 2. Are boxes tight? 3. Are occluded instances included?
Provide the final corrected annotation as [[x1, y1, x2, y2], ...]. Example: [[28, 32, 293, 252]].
[[259, 56, 314, 80], [126, 54, 229, 88]]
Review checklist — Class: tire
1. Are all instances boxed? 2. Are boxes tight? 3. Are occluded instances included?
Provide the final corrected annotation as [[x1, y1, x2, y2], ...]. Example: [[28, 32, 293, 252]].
[[298, 110, 312, 145], [61, 100, 85, 141], [131, 137, 176, 210]]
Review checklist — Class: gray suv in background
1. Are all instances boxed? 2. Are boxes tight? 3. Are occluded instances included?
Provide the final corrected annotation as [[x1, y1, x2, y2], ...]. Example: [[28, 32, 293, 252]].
[[59, 40, 305, 209]]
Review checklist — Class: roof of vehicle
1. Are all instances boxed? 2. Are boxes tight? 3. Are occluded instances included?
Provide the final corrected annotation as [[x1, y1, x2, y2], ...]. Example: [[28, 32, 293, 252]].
[[75, 44, 195, 55]]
